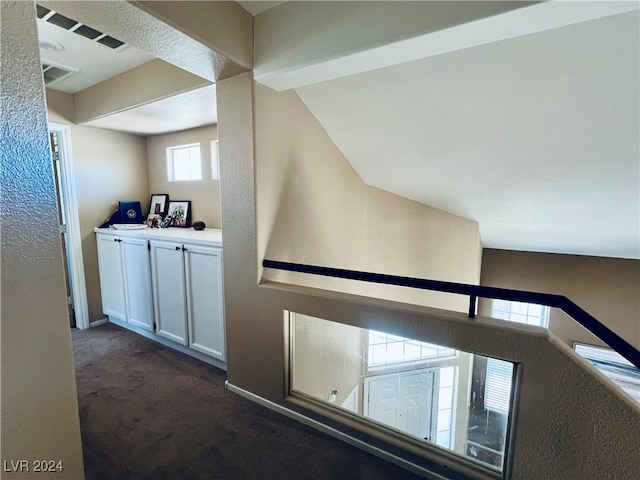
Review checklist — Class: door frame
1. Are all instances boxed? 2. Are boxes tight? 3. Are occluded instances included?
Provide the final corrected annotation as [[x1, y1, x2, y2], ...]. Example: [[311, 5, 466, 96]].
[[49, 122, 89, 330]]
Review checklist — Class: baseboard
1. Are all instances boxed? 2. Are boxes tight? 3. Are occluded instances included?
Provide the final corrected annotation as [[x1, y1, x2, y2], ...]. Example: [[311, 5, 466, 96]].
[[224, 382, 440, 480], [90, 317, 108, 327], [106, 317, 227, 371]]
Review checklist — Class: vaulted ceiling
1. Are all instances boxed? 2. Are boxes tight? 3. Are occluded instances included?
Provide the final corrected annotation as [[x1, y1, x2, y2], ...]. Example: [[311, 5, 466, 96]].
[[251, 1, 640, 260], [294, 11, 639, 259]]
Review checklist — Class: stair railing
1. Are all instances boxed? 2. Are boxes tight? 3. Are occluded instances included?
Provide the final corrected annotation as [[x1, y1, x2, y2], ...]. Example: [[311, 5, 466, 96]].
[[263, 259, 640, 369]]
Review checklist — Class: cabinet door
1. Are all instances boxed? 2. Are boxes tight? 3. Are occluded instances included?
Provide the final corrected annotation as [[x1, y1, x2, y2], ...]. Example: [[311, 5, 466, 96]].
[[150, 240, 188, 345], [121, 238, 154, 331], [184, 244, 225, 360], [96, 234, 126, 321]]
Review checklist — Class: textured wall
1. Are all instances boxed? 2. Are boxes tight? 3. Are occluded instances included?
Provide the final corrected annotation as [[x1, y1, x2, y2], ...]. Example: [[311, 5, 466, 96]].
[[146, 125, 220, 228], [46, 89, 150, 322], [0, 1, 85, 478], [479, 249, 640, 349], [255, 83, 481, 312], [218, 73, 639, 479]]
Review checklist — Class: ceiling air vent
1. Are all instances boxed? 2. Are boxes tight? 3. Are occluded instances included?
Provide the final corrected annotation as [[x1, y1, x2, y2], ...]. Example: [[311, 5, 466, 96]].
[[36, 4, 127, 51], [42, 62, 77, 86], [36, 4, 50, 19], [46, 12, 78, 30]]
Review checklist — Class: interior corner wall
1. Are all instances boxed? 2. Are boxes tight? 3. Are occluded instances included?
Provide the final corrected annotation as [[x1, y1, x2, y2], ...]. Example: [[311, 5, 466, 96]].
[[254, 82, 368, 284], [479, 249, 640, 349], [146, 125, 221, 228], [0, 1, 85, 477], [46, 89, 150, 322], [364, 186, 482, 312], [254, 82, 482, 310]]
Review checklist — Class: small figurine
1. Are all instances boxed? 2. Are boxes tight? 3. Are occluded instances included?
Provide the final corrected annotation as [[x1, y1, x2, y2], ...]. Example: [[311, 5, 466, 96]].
[[160, 216, 172, 228]]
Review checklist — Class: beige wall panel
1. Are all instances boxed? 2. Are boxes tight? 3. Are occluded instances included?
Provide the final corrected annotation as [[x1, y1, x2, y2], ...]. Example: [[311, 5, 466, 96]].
[[293, 314, 364, 406], [254, 83, 482, 304], [254, 82, 368, 286], [47, 90, 150, 322], [146, 125, 221, 228], [1, 1, 85, 477], [365, 186, 482, 312], [479, 249, 640, 349]]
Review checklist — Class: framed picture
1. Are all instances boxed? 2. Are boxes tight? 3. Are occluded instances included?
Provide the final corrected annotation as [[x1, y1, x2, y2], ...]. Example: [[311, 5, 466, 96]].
[[148, 194, 169, 217], [146, 214, 162, 228], [167, 200, 191, 228]]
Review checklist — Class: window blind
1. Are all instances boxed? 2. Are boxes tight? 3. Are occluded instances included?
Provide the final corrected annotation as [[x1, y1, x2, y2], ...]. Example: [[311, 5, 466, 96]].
[[484, 358, 513, 414]]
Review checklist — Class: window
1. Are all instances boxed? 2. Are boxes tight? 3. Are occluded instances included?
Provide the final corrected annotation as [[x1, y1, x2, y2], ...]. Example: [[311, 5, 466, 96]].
[[574, 343, 640, 403], [290, 313, 517, 474], [211, 140, 219, 180], [484, 358, 513, 414], [491, 300, 549, 327], [436, 365, 456, 449], [487, 300, 545, 415], [367, 330, 456, 368], [167, 143, 202, 181]]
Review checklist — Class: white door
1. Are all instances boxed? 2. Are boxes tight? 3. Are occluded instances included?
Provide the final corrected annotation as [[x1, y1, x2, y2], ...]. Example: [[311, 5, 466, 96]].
[[184, 244, 225, 359], [150, 240, 188, 345], [121, 237, 154, 331], [96, 233, 126, 321], [364, 368, 437, 442]]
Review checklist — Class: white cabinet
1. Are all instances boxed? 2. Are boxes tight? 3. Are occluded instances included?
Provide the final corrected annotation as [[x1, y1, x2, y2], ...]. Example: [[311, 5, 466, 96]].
[[96, 228, 225, 363], [150, 240, 225, 360], [149, 240, 188, 345], [184, 244, 225, 359], [96, 233, 126, 320], [121, 238, 155, 331], [96, 233, 154, 331]]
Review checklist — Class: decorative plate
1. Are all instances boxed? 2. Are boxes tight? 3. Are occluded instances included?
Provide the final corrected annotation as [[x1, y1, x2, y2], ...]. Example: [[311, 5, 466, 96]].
[[113, 224, 147, 230]]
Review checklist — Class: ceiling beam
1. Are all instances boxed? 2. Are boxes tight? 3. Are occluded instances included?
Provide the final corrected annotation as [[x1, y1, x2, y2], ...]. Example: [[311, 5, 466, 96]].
[[253, 1, 638, 91], [73, 59, 212, 124]]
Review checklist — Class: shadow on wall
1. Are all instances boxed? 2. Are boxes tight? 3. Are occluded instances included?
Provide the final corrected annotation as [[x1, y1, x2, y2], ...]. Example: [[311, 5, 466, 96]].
[[264, 155, 323, 264]]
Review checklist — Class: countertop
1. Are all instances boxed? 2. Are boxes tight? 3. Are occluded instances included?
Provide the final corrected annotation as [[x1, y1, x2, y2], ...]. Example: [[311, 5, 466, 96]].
[[94, 226, 223, 247]]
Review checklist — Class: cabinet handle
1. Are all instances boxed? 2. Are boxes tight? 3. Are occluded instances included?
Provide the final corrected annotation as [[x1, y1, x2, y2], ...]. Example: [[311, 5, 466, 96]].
[[182, 246, 187, 252], [175, 246, 181, 251]]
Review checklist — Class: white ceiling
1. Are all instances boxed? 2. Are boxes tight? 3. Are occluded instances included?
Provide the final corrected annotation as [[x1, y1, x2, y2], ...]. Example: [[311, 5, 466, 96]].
[[83, 84, 218, 136], [37, 4, 216, 135], [37, 11, 154, 93], [296, 11, 640, 259]]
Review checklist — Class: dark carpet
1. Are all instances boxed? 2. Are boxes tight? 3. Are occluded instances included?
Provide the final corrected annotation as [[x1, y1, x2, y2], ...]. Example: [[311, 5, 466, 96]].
[[72, 324, 423, 479]]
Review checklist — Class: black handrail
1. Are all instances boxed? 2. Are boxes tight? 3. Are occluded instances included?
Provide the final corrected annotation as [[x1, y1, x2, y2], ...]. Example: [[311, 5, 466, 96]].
[[263, 259, 640, 369]]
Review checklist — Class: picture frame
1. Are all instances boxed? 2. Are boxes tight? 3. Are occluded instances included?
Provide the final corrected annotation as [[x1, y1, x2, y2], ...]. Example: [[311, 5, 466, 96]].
[[148, 194, 169, 217], [167, 200, 191, 228], [146, 214, 162, 228]]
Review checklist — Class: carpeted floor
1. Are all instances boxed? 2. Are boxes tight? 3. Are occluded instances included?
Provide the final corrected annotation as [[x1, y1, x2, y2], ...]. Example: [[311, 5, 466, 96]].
[[72, 323, 423, 479]]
